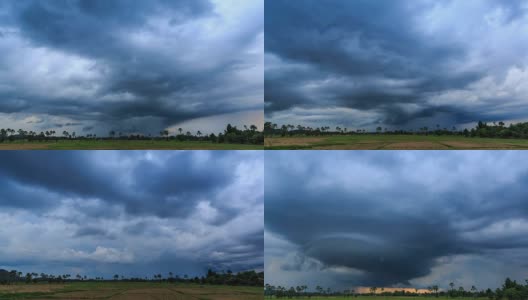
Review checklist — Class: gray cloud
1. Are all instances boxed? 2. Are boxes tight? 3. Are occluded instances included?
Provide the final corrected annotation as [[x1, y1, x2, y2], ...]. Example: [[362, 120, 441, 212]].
[[0, 0, 263, 134], [265, 151, 528, 290], [265, 0, 528, 129], [0, 151, 263, 278]]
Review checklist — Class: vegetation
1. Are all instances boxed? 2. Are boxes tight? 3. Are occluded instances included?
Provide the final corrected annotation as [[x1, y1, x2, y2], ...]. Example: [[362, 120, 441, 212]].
[[265, 278, 528, 299], [0, 281, 261, 300], [265, 135, 528, 150], [0, 124, 263, 146], [0, 268, 263, 287], [264, 121, 528, 139], [264, 121, 528, 149]]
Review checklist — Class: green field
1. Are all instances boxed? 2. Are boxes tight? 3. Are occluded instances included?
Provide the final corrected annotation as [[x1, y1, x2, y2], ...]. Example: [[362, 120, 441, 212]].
[[0, 140, 262, 150], [0, 282, 262, 300], [265, 135, 528, 150], [269, 297, 482, 300]]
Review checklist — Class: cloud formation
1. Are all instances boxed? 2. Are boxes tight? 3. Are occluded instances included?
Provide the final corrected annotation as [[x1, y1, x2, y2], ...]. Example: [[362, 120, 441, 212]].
[[265, 151, 528, 290], [265, 0, 528, 130], [0, 0, 263, 135], [0, 151, 263, 278]]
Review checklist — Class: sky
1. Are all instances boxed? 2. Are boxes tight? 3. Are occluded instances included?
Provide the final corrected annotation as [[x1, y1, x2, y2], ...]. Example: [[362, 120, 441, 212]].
[[265, 151, 528, 291], [0, 151, 263, 279], [0, 0, 263, 136], [265, 0, 528, 131]]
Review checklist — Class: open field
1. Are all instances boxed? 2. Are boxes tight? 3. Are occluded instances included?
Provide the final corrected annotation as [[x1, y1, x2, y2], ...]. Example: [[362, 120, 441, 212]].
[[0, 282, 262, 300], [268, 297, 484, 300], [0, 140, 262, 150], [276, 297, 483, 300], [265, 135, 528, 150]]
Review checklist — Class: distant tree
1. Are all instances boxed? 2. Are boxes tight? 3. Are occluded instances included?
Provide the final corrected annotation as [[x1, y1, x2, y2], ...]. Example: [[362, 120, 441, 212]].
[[433, 285, 439, 297], [370, 287, 378, 295], [471, 286, 477, 298]]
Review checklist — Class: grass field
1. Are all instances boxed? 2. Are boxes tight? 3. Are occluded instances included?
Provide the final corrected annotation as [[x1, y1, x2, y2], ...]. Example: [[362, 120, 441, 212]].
[[290, 297, 480, 300], [264, 135, 528, 150], [0, 140, 262, 150], [0, 282, 262, 300], [269, 297, 482, 300]]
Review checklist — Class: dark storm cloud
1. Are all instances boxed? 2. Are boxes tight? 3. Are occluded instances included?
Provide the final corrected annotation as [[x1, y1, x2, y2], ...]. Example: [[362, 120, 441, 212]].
[[265, 0, 528, 128], [0, 151, 240, 219], [0, 0, 263, 133], [0, 151, 263, 277], [265, 152, 528, 289], [74, 226, 112, 238]]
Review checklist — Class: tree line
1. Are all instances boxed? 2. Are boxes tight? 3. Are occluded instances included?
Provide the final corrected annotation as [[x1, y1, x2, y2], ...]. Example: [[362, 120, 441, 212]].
[[264, 121, 528, 139], [0, 124, 263, 145], [0, 268, 263, 287], [265, 278, 528, 299]]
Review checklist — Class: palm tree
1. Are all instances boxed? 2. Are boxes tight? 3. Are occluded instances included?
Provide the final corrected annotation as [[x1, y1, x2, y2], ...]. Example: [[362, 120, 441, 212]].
[[433, 285, 439, 297], [370, 287, 377, 296], [159, 130, 169, 141], [316, 285, 323, 295]]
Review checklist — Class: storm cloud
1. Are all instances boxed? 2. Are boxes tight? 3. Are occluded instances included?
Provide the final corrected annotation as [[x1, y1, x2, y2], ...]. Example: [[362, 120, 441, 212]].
[[0, 0, 263, 135], [265, 151, 528, 290], [0, 151, 263, 278], [265, 0, 528, 130]]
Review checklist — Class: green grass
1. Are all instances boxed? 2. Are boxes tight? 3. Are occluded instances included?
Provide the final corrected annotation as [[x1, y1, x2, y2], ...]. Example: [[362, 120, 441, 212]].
[[0, 282, 262, 299], [0, 140, 262, 150], [274, 297, 484, 300], [265, 134, 528, 150]]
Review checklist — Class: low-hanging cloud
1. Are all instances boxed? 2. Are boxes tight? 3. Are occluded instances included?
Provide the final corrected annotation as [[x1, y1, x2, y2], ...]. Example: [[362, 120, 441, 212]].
[[0, 151, 263, 278], [265, 0, 528, 130], [0, 0, 263, 134], [265, 151, 528, 290]]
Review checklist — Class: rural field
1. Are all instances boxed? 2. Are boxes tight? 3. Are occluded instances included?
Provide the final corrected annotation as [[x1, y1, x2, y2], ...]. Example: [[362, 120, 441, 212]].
[[264, 135, 528, 150], [276, 297, 482, 300], [0, 140, 262, 150], [0, 282, 262, 300]]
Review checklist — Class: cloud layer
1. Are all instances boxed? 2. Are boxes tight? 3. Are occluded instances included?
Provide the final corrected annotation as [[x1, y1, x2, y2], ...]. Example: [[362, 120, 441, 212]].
[[265, 151, 528, 290], [0, 0, 263, 134], [265, 0, 528, 130], [0, 151, 263, 278]]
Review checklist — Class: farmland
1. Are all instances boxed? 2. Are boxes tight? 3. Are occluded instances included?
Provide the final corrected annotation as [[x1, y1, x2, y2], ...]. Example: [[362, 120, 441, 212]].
[[0, 140, 262, 150], [264, 135, 528, 150], [275, 297, 482, 300], [0, 282, 262, 300]]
